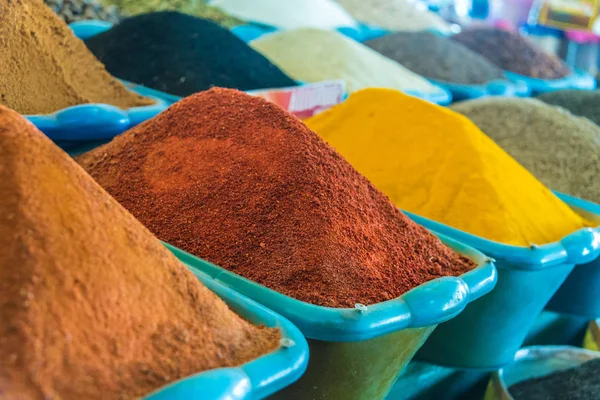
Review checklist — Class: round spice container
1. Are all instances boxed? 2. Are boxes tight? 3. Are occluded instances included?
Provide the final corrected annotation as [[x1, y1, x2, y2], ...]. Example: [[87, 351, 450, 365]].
[[76, 88, 496, 400], [484, 346, 600, 400]]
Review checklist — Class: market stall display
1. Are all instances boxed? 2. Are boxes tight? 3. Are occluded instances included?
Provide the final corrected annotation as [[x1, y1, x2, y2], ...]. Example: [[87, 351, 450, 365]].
[[0, 104, 303, 400], [84, 12, 297, 97], [4, 0, 600, 398]]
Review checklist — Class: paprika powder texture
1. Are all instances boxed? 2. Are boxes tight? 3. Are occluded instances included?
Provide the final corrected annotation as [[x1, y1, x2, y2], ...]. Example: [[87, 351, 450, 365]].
[[0, 105, 280, 400], [0, 0, 153, 115], [77, 88, 475, 308], [305, 88, 591, 246]]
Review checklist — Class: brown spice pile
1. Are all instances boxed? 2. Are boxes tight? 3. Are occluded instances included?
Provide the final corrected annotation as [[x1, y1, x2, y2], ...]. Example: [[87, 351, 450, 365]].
[[77, 88, 475, 308], [0, 0, 153, 115], [0, 104, 280, 400]]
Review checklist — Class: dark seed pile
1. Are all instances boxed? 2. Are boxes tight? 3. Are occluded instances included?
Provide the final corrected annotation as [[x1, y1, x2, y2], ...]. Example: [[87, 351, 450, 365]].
[[45, 0, 120, 23], [365, 31, 506, 84], [538, 89, 600, 127], [451, 27, 570, 79], [85, 11, 297, 97], [509, 358, 600, 400]]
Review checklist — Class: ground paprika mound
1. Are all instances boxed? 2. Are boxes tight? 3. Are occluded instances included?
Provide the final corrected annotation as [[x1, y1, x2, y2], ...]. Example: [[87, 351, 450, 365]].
[[0, 105, 280, 400], [0, 0, 153, 115], [305, 88, 591, 246], [77, 88, 475, 309]]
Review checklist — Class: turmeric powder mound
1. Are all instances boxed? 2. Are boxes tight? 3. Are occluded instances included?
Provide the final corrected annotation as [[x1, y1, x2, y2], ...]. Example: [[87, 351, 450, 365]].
[[0, 0, 153, 115], [0, 105, 280, 400], [305, 88, 590, 246]]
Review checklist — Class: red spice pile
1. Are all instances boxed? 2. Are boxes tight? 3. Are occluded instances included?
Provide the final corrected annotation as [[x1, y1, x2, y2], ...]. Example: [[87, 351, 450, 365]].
[[0, 104, 279, 400], [78, 88, 475, 308]]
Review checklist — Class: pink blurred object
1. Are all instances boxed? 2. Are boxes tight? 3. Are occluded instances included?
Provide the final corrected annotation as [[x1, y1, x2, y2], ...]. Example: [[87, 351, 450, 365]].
[[566, 30, 600, 43]]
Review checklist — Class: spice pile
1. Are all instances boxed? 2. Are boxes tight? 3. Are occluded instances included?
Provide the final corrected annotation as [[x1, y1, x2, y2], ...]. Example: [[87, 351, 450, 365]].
[[451, 97, 600, 204], [365, 31, 506, 85], [337, 0, 450, 33], [0, 105, 280, 400], [0, 0, 152, 115], [509, 359, 600, 400], [250, 28, 439, 94], [77, 88, 475, 308], [306, 88, 590, 246], [45, 0, 120, 23], [209, 0, 357, 30], [452, 28, 570, 79], [538, 89, 600, 127], [102, 0, 243, 27], [85, 12, 297, 96]]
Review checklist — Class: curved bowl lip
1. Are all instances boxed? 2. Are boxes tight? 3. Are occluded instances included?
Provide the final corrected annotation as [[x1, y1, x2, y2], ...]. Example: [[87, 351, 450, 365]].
[[493, 345, 600, 400], [427, 77, 531, 99], [24, 86, 170, 141], [403, 192, 600, 269], [144, 267, 309, 400], [163, 230, 497, 343], [504, 68, 597, 92], [404, 86, 453, 105]]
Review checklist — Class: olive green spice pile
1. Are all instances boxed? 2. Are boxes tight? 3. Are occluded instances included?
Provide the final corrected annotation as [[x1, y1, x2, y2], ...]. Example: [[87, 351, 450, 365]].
[[452, 97, 600, 204], [538, 89, 600, 127], [102, 0, 243, 27]]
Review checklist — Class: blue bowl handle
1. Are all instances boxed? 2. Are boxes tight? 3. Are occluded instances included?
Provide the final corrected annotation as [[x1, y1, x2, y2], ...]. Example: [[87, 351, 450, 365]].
[[144, 368, 251, 400], [402, 276, 470, 327], [561, 228, 600, 265]]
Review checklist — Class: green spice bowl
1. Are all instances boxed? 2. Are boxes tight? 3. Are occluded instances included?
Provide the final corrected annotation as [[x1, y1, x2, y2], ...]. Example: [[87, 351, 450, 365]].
[[483, 346, 600, 400], [583, 319, 600, 351], [164, 232, 496, 400]]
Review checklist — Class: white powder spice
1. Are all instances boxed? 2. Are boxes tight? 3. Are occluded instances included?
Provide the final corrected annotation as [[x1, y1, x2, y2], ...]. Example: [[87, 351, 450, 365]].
[[336, 0, 451, 33], [452, 97, 600, 204], [209, 0, 357, 30], [250, 28, 439, 94]]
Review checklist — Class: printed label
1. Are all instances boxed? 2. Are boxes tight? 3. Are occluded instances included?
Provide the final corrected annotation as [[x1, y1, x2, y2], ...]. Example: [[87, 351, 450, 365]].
[[248, 81, 346, 119], [533, 0, 599, 30]]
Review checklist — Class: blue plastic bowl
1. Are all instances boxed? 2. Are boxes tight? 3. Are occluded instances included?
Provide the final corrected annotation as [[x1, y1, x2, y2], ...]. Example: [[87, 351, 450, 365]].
[[411, 209, 600, 369], [484, 346, 600, 400], [429, 78, 531, 101], [405, 87, 453, 105], [504, 68, 597, 95], [144, 267, 308, 400], [25, 84, 171, 145], [545, 192, 600, 318], [165, 232, 496, 400]]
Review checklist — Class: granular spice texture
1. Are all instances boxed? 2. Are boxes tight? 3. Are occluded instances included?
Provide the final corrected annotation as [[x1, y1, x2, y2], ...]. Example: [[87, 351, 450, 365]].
[[0, 0, 153, 115], [250, 28, 439, 94], [452, 97, 600, 204], [365, 31, 506, 84], [451, 28, 570, 79], [45, 0, 121, 24], [0, 105, 280, 400], [538, 89, 600, 127], [85, 12, 297, 97], [101, 0, 243, 27], [77, 88, 475, 308], [306, 89, 591, 246], [509, 358, 600, 400], [337, 0, 451, 33]]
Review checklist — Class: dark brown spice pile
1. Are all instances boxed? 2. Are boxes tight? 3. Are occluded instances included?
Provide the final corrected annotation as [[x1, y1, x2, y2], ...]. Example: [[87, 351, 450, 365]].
[[0, 104, 279, 400], [77, 88, 475, 308], [451, 27, 570, 79]]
